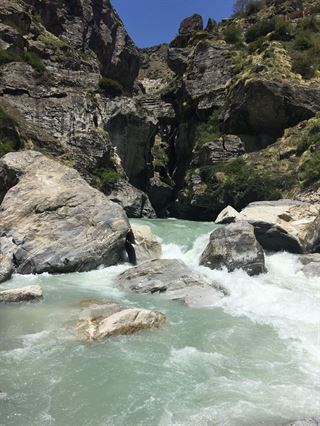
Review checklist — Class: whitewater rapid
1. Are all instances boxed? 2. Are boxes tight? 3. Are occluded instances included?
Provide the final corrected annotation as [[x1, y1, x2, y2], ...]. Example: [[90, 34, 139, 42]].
[[0, 218, 319, 426]]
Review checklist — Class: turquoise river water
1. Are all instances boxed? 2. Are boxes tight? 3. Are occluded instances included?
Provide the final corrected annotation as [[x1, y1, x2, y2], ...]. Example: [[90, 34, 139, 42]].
[[0, 219, 319, 426]]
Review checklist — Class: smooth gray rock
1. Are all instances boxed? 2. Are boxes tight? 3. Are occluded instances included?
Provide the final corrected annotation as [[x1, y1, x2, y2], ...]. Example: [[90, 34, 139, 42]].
[[0, 151, 131, 277], [0, 285, 43, 303], [117, 259, 224, 307], [200, 221, 266, 276]]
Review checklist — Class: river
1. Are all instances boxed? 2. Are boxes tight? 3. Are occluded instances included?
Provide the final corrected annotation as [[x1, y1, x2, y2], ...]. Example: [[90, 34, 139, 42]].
[[0, 219, 319, 426]]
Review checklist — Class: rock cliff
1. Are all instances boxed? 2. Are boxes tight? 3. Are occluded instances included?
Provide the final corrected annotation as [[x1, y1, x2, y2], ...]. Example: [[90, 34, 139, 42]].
[[1, 0, 320, 220]]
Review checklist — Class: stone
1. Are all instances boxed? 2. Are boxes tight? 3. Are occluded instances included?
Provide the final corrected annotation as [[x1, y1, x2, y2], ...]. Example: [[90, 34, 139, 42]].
[[240, 200, 320, 254], [131, 224, 162, 263], [215, 206, 242, 225], [192, 135, 246, 167], [117, 259, 225, 307], [76, 300, 166, 341], [0, 255, 14, 284], [0, 151, 132, 276], [0, 285, 43, 303], [298, 254, 320, 277], [200, 221, 266, 276], [167, 48, 191, 76], [179, 14, 203, 35], [107, 181, 156, 218]]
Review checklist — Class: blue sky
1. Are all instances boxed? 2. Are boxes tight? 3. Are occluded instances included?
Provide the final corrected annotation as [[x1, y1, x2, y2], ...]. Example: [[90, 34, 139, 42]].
[[112, 0, 234, 47]]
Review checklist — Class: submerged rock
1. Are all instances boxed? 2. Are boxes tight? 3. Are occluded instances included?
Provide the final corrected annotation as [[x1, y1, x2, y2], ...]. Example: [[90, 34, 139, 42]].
[[298, 254, 320, 277], [76, 300, 166, 341], [117, 259, 224, 307], [0, 151, 131, 278], [0, 285, 43, 303], [240, 200, 320, 254], [131, 224, 162, 263], [200, 221, 266, 276]]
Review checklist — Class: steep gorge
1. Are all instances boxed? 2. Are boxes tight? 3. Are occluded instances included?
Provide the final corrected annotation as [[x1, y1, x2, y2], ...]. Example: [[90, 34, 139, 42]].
[[1, 0, 320, 220]]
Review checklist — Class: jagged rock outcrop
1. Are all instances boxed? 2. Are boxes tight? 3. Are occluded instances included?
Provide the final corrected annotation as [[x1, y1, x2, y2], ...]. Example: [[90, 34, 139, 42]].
[[192, 135, 245, 167], [200, 221, 267, 276], [223, 79, 320, 147], [117, 258, 225, 307], [0, 285, 43, 303], [0, 151, 132, 278]]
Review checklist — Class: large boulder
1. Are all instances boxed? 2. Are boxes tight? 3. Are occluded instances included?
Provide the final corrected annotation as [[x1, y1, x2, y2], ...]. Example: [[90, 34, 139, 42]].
[[75, 300, 166, 341], [117, 259, 224, 307], [0, 255, 14, 284], [0, 151, 132, 277], [240, 200, 320, 253], [0, 285, 43, 303], [131, 224, 162, 263], [200, 221, 266, 276]]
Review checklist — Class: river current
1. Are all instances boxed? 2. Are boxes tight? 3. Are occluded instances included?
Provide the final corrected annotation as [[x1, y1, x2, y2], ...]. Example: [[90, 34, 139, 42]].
[[0, 219, 319, 426]]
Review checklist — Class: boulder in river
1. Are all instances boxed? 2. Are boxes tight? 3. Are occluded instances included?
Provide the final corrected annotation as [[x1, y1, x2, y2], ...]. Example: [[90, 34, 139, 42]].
[[200, 221, 266, 276], [0, 285, 43, 303], [131, 224, 162, 263], [76, 300, 166, 341], [0, 151, 132, 279], [117, 259, 225, 307], [240, 200, 320, 254], [297, 254, 320, 277]]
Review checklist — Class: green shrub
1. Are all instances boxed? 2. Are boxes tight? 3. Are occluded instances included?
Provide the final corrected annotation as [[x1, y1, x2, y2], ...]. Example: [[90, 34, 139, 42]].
[[0, 138, 15, 157], [299, 151, 320, 186], [195, 111, 221, 146], [98, 78, 124, 97], [95, 168, 120, 190], [223, 26, 243, 45], [296, 122, 320, 155], [199, 157, 281, 209], [24, 51, 45, 74], [246, 19, 276, 43], [291, 50, 318, 79], [293, 31, 314, 50], [245, 0, 265, 15], [152, 141, 168, 169], [0, 49, 21, 65], [272, 19, 293, 41]]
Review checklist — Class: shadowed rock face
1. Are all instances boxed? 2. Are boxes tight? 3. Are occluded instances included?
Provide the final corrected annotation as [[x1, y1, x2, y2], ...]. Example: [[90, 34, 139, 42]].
[[0, 151, 131, 277], [223, 80, 320, 144]]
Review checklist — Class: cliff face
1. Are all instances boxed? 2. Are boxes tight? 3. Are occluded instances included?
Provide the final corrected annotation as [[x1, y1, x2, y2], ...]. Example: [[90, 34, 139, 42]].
[[1, 0, 320, 220]]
